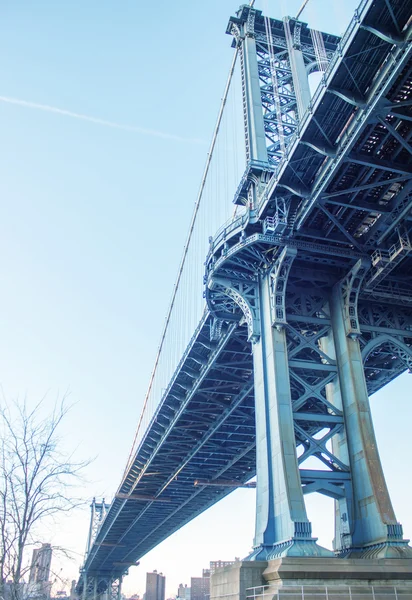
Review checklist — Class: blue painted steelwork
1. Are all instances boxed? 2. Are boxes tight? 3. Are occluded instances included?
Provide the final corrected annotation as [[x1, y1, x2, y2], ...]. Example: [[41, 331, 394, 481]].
[[78, 0, 412, 594], [206, 0, 412, 560]]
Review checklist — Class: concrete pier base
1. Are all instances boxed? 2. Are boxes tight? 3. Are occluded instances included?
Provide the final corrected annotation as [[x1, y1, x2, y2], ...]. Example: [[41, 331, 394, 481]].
[[210, 559, 412, 600], [210, 561, 267, 600]]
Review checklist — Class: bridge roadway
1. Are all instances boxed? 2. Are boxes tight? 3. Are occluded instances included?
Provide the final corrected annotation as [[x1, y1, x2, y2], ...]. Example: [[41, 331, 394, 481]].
[[81, 0, 412, 585]]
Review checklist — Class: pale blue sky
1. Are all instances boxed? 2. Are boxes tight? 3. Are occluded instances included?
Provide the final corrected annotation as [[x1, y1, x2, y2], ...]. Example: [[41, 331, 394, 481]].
[[0, 0, 411, 597]]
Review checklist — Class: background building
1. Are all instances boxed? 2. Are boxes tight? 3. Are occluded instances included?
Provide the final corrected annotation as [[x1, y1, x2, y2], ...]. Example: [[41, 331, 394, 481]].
[[145, 571, 165, 600], [69, 581, 77, 600], [209, 561, 236, 574], [190, 570, 209, 600], [177, 584, 190, 600], [29, 544, 52, 585], [28, 544, 52, 599]]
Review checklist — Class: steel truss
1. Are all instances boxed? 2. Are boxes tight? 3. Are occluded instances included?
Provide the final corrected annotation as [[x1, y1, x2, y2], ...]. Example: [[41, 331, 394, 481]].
[[85, 499, 110, 559], [206, 0, 412, 560], [227, 6, 339, 169], [206, 233, 412, 558], [77, 573, 123, 600]]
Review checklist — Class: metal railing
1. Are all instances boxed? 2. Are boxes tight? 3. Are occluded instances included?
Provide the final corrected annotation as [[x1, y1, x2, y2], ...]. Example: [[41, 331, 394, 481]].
[[246, 584, 412, 600]]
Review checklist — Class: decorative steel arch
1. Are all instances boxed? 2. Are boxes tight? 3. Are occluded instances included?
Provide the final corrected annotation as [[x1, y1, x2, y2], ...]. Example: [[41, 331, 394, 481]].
[[362, 334, 412, 372]]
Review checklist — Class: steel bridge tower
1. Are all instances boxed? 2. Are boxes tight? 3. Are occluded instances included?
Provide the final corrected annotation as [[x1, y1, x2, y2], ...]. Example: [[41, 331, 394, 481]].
[[206, 3, 412, 564]]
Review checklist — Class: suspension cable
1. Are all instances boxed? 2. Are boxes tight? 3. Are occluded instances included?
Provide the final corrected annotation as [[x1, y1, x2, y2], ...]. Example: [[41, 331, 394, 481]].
[[122, 46, 241, 478], [296, 0, 310, 19]]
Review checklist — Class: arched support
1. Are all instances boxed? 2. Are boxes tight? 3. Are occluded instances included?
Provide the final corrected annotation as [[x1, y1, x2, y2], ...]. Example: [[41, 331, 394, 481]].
[[360, 23, 405, 46], [339, 258, 370, 338], [278, 182, 310, 197], [362, 334, 412, 372], [208, 276, 260, 342], [268, 246, 297, 327], [207, 253, 332, 560], [327, 87, 366, 108], [300, 139, 336, 157]]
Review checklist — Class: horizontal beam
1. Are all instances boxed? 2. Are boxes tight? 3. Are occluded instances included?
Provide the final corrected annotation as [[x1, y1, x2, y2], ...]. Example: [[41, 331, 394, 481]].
[[293, 412, 343, 423], [299, 469, 351, 481], [322, 197, 391, 214], [321, 175, 410, 198], [194, 478, 256, 488], [115, 493, 171, 503], [302, 481, 346, 499], [348, 153, 412, 175], [289, 360, 337, 371], [390, 108, 412, 122]]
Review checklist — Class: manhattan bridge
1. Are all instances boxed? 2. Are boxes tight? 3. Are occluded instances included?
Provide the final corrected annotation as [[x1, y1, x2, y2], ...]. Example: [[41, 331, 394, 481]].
[[78, 0, 412, 597]]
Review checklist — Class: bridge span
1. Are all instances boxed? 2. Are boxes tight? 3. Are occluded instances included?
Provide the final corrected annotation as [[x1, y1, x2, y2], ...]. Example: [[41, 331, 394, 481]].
[[79, 0, 412, 596]]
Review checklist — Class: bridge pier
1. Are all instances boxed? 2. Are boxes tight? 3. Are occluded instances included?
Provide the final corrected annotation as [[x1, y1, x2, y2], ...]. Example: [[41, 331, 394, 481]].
[[208, 258, 411, 560], [206, 0, 412, 566], [248, 271, 332, 560], [210, 559, 412, 600], [329, 288, 411, 557]]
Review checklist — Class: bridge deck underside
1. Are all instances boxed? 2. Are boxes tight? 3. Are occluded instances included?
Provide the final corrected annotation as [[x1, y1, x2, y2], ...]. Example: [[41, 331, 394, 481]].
[[85, 316, 255, 577], [259, 0, 412, 286], [82, 0, 412, 582], [84, 300, 410, 577]]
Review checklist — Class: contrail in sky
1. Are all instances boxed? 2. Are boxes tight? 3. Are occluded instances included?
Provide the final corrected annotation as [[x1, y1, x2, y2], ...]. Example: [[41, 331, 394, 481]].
[[0, 95, 205, 144]]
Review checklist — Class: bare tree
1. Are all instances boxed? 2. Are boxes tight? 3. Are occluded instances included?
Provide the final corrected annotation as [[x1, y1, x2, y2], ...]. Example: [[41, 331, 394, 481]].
[[0, 399, 89, 600]]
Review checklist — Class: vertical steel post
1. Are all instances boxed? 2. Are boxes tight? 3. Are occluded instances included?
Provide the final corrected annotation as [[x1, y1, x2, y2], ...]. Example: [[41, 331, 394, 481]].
[[85, 499, 96, 558], [242, 30, 268, 164], [330, 286, 410, 555], [82, 576, 88, 600], [320, 326, 354, 553], [249, 273, 332, 559], [283, 18, 311, 119], [241, 9, 268, 163]]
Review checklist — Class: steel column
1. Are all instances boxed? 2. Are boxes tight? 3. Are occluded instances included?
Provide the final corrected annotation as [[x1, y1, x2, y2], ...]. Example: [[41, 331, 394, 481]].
[[283, 18, 311, 119], [248, 272, 333, 559], [242, 29, 269, 163], [330, 286, 411, 557], [320, 326, 354, 554]]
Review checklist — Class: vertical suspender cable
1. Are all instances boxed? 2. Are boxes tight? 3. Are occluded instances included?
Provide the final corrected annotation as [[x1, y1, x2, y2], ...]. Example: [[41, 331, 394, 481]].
[[310, 28, 328, 72], [264, 15, 286, 157], [123, 46, 240, 478]]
